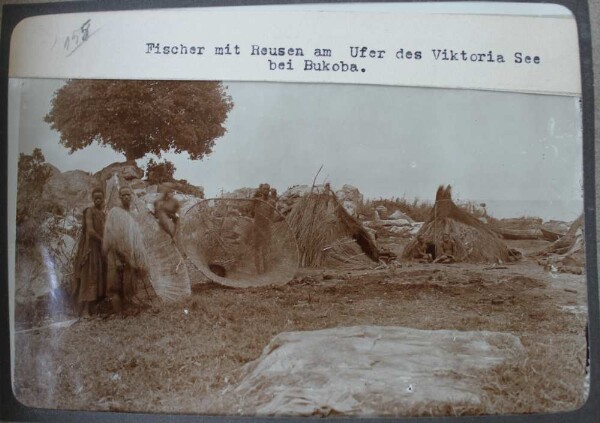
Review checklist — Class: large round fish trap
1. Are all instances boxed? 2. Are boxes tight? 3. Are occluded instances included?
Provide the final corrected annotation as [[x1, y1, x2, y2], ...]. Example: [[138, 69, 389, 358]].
[[180, 198, 299, 287]]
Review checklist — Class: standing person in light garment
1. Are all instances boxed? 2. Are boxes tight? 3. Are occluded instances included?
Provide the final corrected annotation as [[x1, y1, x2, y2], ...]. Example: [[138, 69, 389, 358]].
[[103, 186, 156, 314]]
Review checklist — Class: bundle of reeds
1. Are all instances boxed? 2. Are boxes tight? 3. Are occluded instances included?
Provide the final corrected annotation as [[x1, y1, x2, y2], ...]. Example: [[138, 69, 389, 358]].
[[402, 185, 512, 263], [286, 192, 379, 268]]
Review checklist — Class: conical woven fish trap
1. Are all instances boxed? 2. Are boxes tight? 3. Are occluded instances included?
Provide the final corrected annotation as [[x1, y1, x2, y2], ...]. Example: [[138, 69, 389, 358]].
[[180, 198, 299, 287]]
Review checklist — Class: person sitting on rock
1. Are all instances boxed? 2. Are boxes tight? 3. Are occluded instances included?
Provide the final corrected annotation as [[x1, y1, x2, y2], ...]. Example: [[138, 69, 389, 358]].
[[154, 190, 181, 240], [412, 235, 433, 263], [253, 183, 270, 199], [434, 233, 457, 264]]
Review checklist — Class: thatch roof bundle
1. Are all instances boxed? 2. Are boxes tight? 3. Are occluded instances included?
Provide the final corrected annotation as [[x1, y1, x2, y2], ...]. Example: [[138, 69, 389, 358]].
[[286, 191, 380, 268], [402, 185, 511, 263]]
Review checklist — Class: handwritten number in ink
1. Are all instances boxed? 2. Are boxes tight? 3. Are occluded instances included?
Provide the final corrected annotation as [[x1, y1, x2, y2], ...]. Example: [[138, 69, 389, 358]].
[[64, 19, 93, 57], [81, 19, 91, 42]]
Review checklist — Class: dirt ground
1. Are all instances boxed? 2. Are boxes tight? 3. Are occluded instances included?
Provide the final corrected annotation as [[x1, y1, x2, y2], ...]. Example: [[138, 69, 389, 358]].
[[13, 239, 589, 416]]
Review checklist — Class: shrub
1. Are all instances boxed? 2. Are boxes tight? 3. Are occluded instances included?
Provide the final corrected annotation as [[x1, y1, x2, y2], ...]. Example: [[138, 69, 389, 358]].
[[145, 158, 176, 184], [17, 149, 53, 244]]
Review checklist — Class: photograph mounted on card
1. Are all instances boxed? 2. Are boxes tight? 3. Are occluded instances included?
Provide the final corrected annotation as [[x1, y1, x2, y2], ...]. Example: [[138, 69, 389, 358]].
[[6, 2, 588, 417]]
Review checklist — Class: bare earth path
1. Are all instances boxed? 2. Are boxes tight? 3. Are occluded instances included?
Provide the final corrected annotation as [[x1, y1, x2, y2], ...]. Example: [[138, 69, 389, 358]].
[[13, 255, 588, 416]]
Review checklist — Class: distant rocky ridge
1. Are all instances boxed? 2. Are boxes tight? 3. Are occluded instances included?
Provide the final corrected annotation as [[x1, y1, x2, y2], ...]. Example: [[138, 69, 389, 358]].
[[40, 161, 204, 217]]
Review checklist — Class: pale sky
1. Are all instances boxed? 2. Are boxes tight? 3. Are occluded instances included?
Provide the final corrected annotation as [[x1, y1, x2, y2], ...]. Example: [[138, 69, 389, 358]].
[[11, 78, 582, 221]]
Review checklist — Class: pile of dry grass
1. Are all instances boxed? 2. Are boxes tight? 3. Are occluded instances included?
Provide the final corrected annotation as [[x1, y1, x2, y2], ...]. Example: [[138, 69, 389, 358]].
[[403, 185, 511, 263], [474, 330, 588, 415], [286, 192, 379, 267]]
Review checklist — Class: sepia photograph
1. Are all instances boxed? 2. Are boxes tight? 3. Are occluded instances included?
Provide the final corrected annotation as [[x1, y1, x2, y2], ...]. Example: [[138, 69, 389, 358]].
[[7, 76, 588, 416]]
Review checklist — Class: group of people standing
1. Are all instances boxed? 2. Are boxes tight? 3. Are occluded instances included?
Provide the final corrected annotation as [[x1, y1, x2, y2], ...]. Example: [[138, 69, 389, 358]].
[[71, 186, 155, 317], [71, 182, 278, 316]]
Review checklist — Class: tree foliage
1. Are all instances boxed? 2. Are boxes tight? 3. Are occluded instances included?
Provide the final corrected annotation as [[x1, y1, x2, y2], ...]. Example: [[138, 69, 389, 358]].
[[17, 148, 53, 226], [17, 149, 55, 248], [145, 158, 176, 184], [44, 80, 234, 160]]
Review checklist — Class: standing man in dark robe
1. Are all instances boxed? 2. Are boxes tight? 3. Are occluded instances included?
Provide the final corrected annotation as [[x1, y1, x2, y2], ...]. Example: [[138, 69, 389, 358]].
[[251, 183, 274, 274], [72, 187, 106, 317], [103, 186, 155, 314]]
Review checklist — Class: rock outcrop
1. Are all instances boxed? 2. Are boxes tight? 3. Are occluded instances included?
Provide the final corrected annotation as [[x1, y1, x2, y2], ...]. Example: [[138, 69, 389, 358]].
[[388, 209, 414, 223], [335, 184, 363, 217], [41, 170, 98, 214], [223, 187, 257, 199], [278, 184, 364, 217]]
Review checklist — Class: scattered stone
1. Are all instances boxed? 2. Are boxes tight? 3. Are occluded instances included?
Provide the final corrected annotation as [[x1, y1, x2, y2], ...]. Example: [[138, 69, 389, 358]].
[[277, 184, 364, 218], [335, 185, 363, 217], [95, 161, 144, 183], [560, 266, 583, 275], [388, 210, 414, 222]]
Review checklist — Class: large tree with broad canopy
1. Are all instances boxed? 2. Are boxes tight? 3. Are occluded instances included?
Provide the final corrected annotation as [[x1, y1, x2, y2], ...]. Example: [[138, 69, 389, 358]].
[[45, 80, 233, 161]]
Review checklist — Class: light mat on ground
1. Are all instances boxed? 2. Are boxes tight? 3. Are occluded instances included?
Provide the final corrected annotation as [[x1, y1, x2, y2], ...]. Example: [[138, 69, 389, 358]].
[[232, 325, 525, 416]]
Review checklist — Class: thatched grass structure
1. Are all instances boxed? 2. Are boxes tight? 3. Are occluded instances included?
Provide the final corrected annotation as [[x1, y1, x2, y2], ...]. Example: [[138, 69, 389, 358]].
[[286, 191, 379, 268], [402, 185, 511, 263]]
